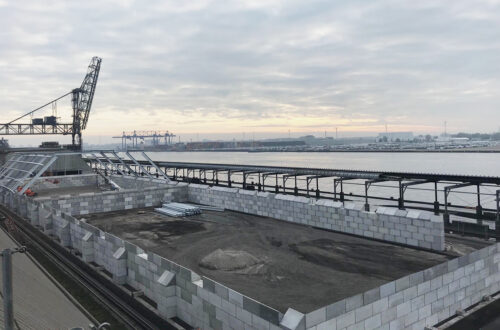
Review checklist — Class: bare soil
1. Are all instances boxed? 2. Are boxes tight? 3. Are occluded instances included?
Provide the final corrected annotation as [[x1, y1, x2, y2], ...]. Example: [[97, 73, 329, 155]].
[[86, 208, 454, 313]]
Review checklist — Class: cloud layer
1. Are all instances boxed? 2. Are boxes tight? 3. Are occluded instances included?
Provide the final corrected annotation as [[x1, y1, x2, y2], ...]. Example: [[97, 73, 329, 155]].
[[1, 0, 500, 143]]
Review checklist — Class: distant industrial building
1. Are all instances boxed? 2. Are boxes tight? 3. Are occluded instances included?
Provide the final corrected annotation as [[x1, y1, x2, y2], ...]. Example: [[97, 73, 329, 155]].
[[377, 131, 414, 142], [185, 139, 306, 150]]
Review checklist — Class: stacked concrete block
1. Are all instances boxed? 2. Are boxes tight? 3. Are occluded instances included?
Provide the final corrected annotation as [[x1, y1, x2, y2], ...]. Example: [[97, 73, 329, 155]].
[[175, 275, 283, 330], [281, 308, 306, 330], [120, 235, 283, 330], [68, 218, 86, 254], [155, 270, 177, 318], [376, 207, 445, 251], [109, 175, 168, 190], [17, 195, 28, 218], [37, 182, 188, 217], [111, 247, 128, 284], [32, 174, 102, 190], [38, 206, 53, 234], [27, 201, 39, 226], [53, 211, 72, 247], [303, 242, 500, 330], [4, 193, 13, 210], [187, 185, 445, 251], [81, 232, 95, 262], [92, 232, 125, 278], [127, 251, 157, 299]]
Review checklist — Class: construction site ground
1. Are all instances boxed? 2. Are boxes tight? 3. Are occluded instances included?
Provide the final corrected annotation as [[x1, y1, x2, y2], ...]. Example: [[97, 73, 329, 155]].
[[82, 207, 494, 313]]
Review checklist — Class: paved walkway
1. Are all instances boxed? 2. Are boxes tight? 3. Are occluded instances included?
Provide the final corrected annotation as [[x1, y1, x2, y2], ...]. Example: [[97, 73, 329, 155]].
[[0, 229, 92, 329]]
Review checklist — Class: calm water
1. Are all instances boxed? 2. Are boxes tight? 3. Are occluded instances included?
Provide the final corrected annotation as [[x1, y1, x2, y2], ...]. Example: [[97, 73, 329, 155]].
[[141, 151, 500, 211], [146, 151, 500, 177]]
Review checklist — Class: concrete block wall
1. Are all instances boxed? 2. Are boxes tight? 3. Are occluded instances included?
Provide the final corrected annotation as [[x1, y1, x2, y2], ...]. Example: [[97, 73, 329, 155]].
[[188, 184, 445, 251], [109, 175, 169, 190], [38, 206, 53, 235], [53, 211, 72, 246], [2, 185, 500, 330], [35, 182, 188, 216], [122, 240, 283, 329], [302, 242, 500, 330], [17, 196, 282, 330], [31, 174, 102, 190]]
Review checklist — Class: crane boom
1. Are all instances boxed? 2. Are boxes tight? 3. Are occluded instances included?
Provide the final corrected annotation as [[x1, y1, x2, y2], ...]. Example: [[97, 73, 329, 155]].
[[72, 56, 102, 148]]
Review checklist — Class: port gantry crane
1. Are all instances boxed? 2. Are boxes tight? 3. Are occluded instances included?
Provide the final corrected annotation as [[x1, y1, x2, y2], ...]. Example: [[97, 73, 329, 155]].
[[0, 56, 102, 150]]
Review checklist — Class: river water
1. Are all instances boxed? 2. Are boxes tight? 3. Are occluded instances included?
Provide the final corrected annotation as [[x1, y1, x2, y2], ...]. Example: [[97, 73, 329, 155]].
[[146, 151, 500, 177], [143, 151, 500, 212]]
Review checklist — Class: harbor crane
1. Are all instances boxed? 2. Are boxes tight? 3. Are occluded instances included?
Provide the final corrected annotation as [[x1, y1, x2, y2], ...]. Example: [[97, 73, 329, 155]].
[[0, 57, 102, 150]]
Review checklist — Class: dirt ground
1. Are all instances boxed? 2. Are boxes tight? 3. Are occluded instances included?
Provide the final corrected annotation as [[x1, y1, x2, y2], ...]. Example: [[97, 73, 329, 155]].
[[86, 208, 454, 313]]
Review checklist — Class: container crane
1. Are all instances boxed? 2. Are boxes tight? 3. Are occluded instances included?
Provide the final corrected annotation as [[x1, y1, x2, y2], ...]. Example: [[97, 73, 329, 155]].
[[0, 56, 102, 150]]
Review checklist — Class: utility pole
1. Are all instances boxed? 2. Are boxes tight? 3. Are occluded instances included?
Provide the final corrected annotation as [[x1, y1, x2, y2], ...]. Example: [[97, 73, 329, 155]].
[[2, 246, 26, 330]]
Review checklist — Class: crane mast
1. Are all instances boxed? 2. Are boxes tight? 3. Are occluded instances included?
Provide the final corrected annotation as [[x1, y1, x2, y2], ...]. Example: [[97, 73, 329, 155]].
[[72, 56, 102, 148]]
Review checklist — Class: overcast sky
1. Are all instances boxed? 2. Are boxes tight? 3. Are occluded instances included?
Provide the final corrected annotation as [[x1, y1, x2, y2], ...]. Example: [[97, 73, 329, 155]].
[[1, 0, 500, 145]]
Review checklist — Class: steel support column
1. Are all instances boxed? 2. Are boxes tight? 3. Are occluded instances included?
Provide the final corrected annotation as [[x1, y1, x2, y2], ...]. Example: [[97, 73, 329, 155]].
[[496, 190, 500, 239], [444, 183, 473, 226], [334, 177, 357, 202], [2, 249, 13, 330], [364, 178, 395, 211], [434, 182, 440, 215], [400, 179, 433, 211], [476, 184, 483, 225]]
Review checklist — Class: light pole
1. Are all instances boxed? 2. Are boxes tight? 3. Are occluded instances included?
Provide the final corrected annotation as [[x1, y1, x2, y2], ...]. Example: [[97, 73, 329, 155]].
[[1, 246, 26, 330]]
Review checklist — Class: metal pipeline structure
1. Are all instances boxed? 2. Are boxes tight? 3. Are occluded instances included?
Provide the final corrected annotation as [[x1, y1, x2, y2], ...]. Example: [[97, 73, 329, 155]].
[[84, 151, 500, 238]]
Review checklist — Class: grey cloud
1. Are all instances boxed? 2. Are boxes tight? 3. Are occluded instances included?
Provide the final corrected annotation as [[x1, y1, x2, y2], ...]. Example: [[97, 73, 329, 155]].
[[0, 0, 499, 136]]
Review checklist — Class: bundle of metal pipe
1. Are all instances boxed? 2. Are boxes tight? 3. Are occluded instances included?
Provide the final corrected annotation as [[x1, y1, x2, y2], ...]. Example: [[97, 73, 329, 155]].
[[155, 202, 201, 217]]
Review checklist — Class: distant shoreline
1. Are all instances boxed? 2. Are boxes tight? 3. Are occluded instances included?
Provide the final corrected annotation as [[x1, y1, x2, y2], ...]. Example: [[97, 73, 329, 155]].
[[144, 149, 500, 153]]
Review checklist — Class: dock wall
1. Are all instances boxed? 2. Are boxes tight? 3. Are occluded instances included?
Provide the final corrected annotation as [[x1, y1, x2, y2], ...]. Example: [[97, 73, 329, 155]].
[[187, 184, 445, 251]]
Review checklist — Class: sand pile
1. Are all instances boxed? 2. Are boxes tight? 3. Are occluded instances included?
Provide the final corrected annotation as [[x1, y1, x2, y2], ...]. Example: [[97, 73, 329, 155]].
[[200, 249, 265, 274]]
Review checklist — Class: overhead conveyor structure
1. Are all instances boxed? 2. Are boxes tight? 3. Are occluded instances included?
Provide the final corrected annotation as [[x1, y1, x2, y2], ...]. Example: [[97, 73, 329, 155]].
[[84, 153, 500, 238]]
